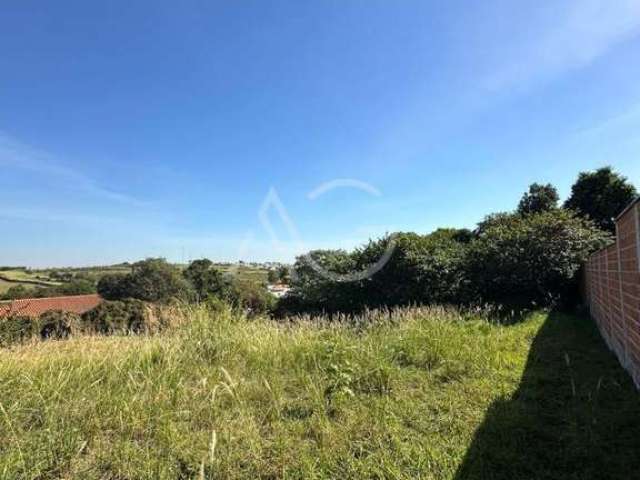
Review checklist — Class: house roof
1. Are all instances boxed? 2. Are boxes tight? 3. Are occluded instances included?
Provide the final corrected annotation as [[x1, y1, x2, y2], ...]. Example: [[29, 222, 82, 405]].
[[0, 294, 103, 319]]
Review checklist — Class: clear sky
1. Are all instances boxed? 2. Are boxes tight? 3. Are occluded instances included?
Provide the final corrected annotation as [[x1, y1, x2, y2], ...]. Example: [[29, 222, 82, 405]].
[[2, 0, 640, 267]]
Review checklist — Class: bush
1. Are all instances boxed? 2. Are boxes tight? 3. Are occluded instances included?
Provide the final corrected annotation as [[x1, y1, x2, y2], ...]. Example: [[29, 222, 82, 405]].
[[2, 279, 97, 301], [279, 229, 472, 316], [82, 299, 149, 334], [38, 310, 82, 339], [0, 316, 37, 346], [230, 278, 276, 315], [355, 230, 472, 308], [278, 210, 610, 315], [0, 310, 83, 346], [82, 299, 182, 334], [97, 273, 128, 300], [284, 249, 361, 315], [467, 209, 611, 307]]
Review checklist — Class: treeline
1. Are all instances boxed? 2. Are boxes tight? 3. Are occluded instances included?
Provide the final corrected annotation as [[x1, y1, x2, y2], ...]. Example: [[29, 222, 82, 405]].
[[97, 258, 274, 314], [276, 167, 636, 316], [3, 166, 635, 321]]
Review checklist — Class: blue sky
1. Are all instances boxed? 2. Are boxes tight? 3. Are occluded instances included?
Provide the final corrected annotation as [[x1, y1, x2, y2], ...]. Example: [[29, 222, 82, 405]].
[[2, 0, 640, 267]]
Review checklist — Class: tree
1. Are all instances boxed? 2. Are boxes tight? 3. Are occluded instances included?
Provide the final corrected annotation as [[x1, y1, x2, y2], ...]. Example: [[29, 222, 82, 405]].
[[126, 258, 192, 303], [517, 183, 559, 215], [183, 259, 233, 301], [284, 249, 361, 314], [97, 259, 191, 303], [267, 269, 279, 284], [229, 277, 275, 315], [564, 167, 637, 233], [55, 279, 96, 296], [97, 274, 129, 300], [277, 265, 291, 284]]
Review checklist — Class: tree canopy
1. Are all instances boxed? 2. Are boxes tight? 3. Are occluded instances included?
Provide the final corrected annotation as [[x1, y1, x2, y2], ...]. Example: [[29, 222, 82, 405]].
[[564, 167, 637, 233], [517, 183, 559, 215]]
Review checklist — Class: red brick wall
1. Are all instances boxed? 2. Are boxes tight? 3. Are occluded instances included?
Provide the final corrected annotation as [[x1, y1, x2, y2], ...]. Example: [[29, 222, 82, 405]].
[[585, 199, 640, 387]]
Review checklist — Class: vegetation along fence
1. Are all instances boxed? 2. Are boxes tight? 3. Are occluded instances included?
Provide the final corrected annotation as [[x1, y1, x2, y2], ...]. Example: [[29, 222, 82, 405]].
[[585, 198, 640, 388]]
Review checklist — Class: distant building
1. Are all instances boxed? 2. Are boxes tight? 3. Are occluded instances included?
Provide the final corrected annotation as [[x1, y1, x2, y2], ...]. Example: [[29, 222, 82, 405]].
[[0, 294, 103, 319], [267, 283, 290, 298]]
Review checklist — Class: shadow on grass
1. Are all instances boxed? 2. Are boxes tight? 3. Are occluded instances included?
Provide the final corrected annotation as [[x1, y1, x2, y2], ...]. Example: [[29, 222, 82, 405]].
[[454, 311, 640, 480]]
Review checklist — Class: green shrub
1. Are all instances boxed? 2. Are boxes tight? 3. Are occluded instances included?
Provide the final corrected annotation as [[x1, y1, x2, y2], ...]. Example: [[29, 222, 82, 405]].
[[0, 316, 37, 346], [82, 299, 182, 334], [38, 310, 82, 339], [279, 229, 472, 315], [230, 278, 276, 315], [467, 209, 611, 307], [279, 210, 609, 314], [82, 299, 148, 334]]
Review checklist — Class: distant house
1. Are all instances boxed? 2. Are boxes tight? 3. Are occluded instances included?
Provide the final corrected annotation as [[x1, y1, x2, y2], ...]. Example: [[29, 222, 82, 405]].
[[0, 294, 103, 319], [267, 283, 290, 298]]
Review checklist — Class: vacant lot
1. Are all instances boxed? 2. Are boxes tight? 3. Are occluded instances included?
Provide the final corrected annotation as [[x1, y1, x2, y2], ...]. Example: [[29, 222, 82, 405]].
[[0, 308, 638, 479]]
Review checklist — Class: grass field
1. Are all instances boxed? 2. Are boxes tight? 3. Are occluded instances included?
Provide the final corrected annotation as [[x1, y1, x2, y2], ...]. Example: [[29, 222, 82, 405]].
[[215, 264, 269, 283], [0, 307, 638, 479], [0, 269, 61, 288], [0, 279, 23, 294]]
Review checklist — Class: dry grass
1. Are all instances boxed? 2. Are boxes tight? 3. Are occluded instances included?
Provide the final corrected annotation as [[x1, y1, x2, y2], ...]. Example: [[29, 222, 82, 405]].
[[0, 306, 638, 479]]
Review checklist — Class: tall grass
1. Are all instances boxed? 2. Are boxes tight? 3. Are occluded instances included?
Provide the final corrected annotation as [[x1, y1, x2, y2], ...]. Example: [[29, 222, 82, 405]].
[[0, 306, 636, 479]]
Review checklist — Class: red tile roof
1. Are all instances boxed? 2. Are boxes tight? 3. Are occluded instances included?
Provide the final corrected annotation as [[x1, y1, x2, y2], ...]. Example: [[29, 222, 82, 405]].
[[0, 294, 103, 319]]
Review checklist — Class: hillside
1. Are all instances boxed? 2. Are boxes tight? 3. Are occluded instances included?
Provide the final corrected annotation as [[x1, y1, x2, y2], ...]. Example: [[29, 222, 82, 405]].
[[1, 308, 638, 479], [0, 269, 61, 293]]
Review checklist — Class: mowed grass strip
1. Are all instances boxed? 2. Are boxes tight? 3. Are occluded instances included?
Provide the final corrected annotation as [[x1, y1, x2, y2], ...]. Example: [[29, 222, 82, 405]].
[[0, 307, 638, 479]]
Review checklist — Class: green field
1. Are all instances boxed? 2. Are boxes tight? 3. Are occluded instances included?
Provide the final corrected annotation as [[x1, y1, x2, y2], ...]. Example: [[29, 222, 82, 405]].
[[214, 264, 269, 283], [0, 269, 60, 285], [0, 278, 31, 294], [0, 270, 60, 295], [0, 307, 638, 479]]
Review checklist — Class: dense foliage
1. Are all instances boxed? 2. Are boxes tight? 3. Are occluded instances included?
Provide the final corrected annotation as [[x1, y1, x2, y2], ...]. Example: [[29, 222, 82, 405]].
[[467, 210, 610, 307], [0, 310, 83, 346], [278, 194, 613, 315], [95, 257, 273, 315], [82, 299, 151, 334], [564, 166, 637, 233], [517, 183, 559, 215]]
